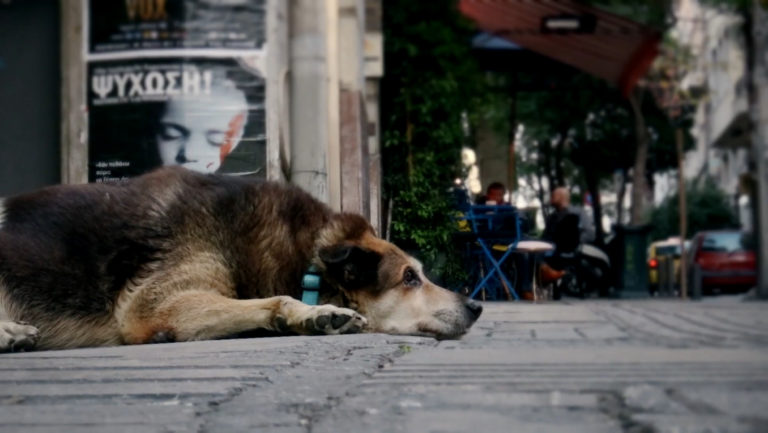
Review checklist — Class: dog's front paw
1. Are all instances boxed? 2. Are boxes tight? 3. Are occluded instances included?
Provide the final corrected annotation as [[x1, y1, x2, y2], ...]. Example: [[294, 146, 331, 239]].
[[296, 305, 367, 335], [0, 321, 39, 353]]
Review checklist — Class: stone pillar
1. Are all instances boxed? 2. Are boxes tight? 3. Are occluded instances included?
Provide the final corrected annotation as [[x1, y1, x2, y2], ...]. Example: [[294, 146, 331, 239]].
[[337, 0, 369, 218], [61, 0, 87, 185], [289, 0, 331, 202], [364, 0, 383, 233], [476, 108, 509, 195], [266, 0, 290, 182]]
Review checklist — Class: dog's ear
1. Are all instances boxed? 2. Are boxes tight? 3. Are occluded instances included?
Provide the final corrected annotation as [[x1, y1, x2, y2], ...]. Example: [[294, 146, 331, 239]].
[[319, 245, 381, 290]]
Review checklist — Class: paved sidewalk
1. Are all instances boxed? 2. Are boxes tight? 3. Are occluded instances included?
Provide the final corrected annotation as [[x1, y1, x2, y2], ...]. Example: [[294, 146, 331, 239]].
[[1, 298, 767, 432]]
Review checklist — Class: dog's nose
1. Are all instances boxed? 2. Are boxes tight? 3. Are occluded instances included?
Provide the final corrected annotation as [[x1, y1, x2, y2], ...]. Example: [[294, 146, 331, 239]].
[[465, 300, 483, 321]]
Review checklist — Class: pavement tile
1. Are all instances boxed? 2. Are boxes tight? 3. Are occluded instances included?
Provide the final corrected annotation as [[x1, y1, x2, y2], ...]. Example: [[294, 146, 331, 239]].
[[633, 413, 766, 433], [0, 404, 198, 425]]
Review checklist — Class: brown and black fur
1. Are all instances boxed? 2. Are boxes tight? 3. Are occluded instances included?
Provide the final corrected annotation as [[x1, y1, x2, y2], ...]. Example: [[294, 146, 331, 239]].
[[0, 167, 481, 351]]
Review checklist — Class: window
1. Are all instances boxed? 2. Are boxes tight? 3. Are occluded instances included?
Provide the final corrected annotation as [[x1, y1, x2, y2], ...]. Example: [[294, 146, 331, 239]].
[[656, 245, 680, 256], [700, 232, 753, 252]]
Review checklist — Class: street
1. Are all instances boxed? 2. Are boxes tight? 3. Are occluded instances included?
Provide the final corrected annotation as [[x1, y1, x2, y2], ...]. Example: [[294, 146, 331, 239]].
[[1, 298, 767, 433]]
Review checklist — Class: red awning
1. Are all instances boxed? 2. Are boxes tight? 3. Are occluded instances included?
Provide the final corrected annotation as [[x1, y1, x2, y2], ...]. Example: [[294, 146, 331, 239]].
[[459, 0, 661, 96]]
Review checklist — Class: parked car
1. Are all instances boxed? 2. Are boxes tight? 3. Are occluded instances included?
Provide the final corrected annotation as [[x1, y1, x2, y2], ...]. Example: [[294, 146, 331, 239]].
[[688, 230, 757, 294], [648, 237, 689, 295]]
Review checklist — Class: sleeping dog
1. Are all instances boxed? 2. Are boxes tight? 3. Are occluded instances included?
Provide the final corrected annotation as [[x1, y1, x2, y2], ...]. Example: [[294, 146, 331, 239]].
[[0, 167, 481, 351]]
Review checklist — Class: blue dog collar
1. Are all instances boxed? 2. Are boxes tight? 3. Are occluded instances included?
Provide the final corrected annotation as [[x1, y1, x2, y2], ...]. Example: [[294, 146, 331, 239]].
[[301, 289, 319, 305], [301, 265, 322, 305]]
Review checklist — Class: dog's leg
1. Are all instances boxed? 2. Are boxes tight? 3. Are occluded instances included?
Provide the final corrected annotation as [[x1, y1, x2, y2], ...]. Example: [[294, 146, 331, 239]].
[[0, 291, 39, 352], [0, 320, 39, 352], [120, 290, 367, 344]]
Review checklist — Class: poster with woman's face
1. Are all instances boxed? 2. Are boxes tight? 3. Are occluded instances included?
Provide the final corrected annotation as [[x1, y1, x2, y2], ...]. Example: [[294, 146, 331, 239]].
[[87, 58, 266, 182]]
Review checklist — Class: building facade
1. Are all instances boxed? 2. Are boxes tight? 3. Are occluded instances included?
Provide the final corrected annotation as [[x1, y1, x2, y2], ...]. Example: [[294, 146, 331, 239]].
[[674, 0, 752, 229]]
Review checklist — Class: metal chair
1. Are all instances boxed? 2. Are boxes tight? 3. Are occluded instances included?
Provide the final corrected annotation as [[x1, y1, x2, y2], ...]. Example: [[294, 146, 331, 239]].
[[464, 205, 522, 300]]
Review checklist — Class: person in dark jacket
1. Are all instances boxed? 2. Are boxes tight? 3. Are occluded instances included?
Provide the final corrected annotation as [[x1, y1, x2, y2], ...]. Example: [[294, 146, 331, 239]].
[[540, 187, 595, 283], [542, 187, 595, 245]]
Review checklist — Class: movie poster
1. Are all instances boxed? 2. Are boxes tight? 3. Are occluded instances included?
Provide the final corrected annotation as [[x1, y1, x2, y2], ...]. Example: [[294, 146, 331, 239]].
[[89, 0, 266, 53], [87, 58, 266, 183], [85, 0, 268, 183]]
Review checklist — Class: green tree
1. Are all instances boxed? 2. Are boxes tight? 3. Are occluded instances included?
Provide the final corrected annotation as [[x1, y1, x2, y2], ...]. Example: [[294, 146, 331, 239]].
[[381, 0, 487, 284], [650, 180, 739, 241], [581, 0, 676, 224], [515, 71, 691, 244]]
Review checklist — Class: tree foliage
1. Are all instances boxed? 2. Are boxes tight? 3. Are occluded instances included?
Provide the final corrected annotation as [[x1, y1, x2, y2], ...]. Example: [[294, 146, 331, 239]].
[[514, 70, 693, 242], [649, 180, 739, 241], [381, 0, 487, 283]]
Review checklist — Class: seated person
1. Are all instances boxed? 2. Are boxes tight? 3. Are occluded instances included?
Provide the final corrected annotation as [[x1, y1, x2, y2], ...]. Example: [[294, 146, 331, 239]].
[[542, 187, 595, 245], [475, 182, 507, 205], [540, 187, 595, 282], [475, 182, 518, 235]]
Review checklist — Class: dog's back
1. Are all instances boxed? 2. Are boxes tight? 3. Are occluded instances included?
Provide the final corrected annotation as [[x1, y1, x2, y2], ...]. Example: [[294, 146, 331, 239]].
[[1, 179, 165, 319]]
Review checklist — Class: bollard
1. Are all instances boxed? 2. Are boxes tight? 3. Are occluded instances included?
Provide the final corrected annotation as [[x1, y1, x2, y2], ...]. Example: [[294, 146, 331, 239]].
[[691, 264, 702, 300], [665, 256, 676, 296], [658, 256, 675, 297], [658, 256, 668, 296]]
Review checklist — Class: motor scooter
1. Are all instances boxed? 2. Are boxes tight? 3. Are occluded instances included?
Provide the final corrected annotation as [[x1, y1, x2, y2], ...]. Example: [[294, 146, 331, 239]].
[[548, 213, 612, 299]]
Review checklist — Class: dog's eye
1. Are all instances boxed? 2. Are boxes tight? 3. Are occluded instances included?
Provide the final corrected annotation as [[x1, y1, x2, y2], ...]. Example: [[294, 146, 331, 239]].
[[403, 268, 421, 287]]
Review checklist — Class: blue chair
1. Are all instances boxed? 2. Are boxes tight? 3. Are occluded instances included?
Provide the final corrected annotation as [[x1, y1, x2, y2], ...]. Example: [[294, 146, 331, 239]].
[[464, 205, 522, 300]]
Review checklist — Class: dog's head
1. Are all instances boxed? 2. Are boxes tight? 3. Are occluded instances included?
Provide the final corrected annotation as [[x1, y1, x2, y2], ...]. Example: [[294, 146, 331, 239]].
[[317, 231, 482, 340]]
